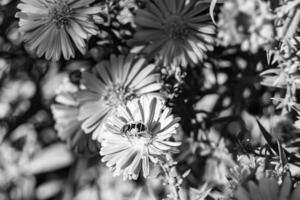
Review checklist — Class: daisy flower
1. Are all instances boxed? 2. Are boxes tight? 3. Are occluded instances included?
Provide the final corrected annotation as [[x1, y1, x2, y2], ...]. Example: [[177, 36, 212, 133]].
[[51, 77, 99, 155], [15, 0, 101, 60], [77, 54, 162, 140], [234, 177, 300, 200], [130, 0, 215, 67], [100, 96, 181, 180], [218, 0, 274, 53]]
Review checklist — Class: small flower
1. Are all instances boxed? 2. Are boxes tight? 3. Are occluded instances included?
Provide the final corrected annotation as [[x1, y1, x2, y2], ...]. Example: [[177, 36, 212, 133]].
[[262, 38, 300, 86], [77, 54, 162, 140], [227, 154, 264, 195], [234, 176, 300, 200], [218, 0, 274, 53], [117, 0, 137, 25], [100, 96, 181, 180], [271, 37, 300, 74], [130, 0, 215, 67], [51, 92, 80, 142], [261, 38, 300, 113], [51, 77, 99, 155], [15, 0, 101, 60]]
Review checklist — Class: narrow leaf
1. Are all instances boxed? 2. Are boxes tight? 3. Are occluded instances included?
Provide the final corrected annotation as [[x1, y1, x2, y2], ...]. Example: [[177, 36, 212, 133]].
[[285, 9, 300, 39], [277, 140, 288, 167], [285, 139, 300, 148], [256, 120, 300, 166], [256, 119, 279, 154], [209, 0, 218, 25]]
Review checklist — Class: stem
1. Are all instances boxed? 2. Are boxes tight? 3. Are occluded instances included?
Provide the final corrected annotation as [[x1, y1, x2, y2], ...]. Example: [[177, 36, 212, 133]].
[[158, 158, 182, 200]]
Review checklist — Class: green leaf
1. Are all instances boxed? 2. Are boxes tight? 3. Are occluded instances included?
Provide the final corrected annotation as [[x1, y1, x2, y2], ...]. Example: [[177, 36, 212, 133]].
[[285, 9, 300, 39], [277, 140, 288, 167], [285, 138, 300, 148], [256, 119, 279, 154], [256, 119, 300, 166]]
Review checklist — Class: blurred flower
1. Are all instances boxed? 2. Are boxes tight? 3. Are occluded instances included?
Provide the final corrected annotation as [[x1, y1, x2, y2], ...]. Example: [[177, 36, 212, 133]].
[[1, 79, 35, 103], [96, 165, 139, 200], [228, 164, 251, 190], [0, 103, 10, 118], [227, 154, 267, 196], [74, 186, 99, 200], [7, 23, 23, 46], [0, 0, 11, 6], [77, 54, 162, 140], [202, 139, 234, 186], [0, 128, 37, 200], [74, 164, 160, 200], [51, 92, 81, 144], [15, 0, 101, 60], [41, 62, 71, 100], [51, 77, 100, 156], [130, 0, 215, 67], [0, 78, 36, 119], [35, 179, 64, 200], [234, 176, 300, 200], [203, 157, 228, 186], [218, 0, 274, 53], [100, 96, 181, 180], [22, 143, 74, 174], [117, 0, 137, 25]]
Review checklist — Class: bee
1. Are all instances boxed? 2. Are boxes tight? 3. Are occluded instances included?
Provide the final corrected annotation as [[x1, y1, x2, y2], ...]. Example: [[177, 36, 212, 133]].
[[121, 122, 147, 137]]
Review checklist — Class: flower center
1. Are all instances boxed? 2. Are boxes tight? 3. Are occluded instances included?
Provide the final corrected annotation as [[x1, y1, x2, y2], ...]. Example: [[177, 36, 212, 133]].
[[103, 84, 134, 107], [48, 1, 72, 27], [164, 16, 188, 40]]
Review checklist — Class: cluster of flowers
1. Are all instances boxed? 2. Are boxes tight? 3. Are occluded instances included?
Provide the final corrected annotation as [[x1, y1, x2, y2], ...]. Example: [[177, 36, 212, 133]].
[[228, 155, 300, 200], [12, 0, 300, 199], [51, 54, 181, 180], [15, 0, 219, 181], [0, 124, 38, 200], [217, 0, 275, 53], [16, 0, 216, 67]]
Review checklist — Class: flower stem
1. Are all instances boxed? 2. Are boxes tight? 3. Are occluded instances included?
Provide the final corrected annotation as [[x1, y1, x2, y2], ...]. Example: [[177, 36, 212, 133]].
[[158, 156, 182, 200]]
